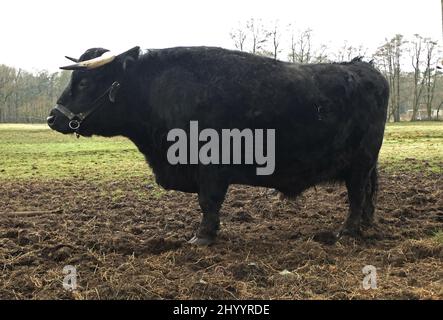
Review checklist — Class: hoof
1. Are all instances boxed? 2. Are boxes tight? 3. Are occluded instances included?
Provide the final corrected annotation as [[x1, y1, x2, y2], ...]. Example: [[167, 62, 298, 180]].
[[338, 226, 362, 238], [187, 235, 215, 246]]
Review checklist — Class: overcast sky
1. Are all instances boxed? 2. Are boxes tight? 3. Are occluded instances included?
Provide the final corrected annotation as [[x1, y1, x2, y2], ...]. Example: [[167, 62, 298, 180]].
[[1, 0, 441, 72]]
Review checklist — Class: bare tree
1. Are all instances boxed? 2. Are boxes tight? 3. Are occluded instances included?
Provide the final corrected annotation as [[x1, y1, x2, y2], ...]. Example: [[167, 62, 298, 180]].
[[246, 18, 268, 55], [410, 34, 427, 120], [423, 39, 439, 119], [374, 35, 405, 122], [392, 35, 404, 122], [336, 41, 351, 62], [288, 27, 313, 64], [230, 24, 247, 52], [313, 44, 329, 63], [268, 21, 281, 60], [409, 36, 440, 120], [336, 42, 368, 62], [288, 25, 297, 63]]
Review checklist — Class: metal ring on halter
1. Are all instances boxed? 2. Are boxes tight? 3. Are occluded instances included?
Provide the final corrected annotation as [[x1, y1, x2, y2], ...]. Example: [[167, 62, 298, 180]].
[[69, 120, 81, 130]]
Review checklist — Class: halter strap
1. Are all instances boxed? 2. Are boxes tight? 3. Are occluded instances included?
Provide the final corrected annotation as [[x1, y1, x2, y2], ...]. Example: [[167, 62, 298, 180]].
[[54, 81, 120, 131]]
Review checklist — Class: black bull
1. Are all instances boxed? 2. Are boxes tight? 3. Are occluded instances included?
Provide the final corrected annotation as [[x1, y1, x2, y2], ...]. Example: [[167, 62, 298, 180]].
[[48, 46, 389, 245]]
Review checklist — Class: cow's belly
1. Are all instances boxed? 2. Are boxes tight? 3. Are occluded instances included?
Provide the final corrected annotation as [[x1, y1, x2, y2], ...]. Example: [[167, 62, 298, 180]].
[[151, 164, 199, 193]]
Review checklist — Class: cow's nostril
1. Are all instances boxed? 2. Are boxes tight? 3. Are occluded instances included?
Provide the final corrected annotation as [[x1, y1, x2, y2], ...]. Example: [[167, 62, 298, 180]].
[[47, 115, 55, 126]]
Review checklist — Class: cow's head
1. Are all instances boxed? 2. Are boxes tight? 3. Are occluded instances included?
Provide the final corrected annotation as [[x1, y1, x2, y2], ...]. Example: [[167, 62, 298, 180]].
[[47, 46, 140, 137]]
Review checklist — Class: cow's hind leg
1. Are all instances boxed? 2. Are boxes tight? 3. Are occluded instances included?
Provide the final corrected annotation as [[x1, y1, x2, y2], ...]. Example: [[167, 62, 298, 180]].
[[341, 160, 377, 237], [188, 175, 228, 246], [362, 165, 378, 227]]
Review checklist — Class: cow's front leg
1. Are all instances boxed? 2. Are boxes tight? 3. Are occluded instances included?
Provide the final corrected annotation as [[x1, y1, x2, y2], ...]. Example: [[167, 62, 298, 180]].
[[188, 177, 228, 246]]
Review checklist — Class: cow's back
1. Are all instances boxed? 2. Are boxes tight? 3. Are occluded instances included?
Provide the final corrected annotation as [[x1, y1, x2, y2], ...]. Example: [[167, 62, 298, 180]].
[[138, 47, 389, 192]]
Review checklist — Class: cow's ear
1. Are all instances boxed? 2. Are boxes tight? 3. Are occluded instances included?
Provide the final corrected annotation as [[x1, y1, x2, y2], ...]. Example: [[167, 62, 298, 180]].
[[117, 46, 140, 72]]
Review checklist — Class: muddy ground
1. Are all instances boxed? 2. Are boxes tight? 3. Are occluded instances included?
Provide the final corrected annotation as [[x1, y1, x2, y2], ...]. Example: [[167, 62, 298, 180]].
[[0, 168, 442, 299]]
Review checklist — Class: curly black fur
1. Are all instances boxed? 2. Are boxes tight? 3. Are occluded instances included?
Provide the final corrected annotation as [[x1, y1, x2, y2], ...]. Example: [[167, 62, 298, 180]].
[[49, 46, 389, 242]]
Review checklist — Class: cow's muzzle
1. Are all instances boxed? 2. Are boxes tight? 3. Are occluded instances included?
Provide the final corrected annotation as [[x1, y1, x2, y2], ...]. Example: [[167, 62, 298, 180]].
[[46, 115, 55, 126]]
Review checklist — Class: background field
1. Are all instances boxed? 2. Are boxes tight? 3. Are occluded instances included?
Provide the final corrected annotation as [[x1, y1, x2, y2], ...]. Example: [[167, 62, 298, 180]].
[[0, 123, 442, 299]]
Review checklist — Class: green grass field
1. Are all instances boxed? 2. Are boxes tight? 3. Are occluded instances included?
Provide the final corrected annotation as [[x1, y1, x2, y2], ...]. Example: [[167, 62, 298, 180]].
[[381, 122, 443, 173], [0, 124, 147, 181], [0, 122, 442, 181]]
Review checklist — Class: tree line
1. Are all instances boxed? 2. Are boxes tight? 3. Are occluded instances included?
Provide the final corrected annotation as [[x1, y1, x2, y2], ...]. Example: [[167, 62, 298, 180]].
[[0, 66, 70, 123], [230, 19, 443, 121], [0, 19, 441, 123]]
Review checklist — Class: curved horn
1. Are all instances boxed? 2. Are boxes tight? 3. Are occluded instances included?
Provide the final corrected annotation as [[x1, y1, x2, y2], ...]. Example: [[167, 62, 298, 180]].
[[65, 56, 79, 63], [60, 51, 116, 71]]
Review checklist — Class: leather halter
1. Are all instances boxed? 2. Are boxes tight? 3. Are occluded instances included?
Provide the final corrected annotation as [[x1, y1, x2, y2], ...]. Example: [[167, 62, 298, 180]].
[[54, 81, 120, 132]]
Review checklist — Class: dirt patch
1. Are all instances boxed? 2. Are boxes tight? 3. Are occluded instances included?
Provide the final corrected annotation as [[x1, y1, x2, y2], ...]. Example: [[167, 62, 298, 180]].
[[142, 237, 184, 255], [0, 169, 442, 299]]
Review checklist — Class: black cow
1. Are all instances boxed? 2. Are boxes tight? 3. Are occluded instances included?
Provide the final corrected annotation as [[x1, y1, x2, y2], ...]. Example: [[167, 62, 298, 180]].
[[48, 46, 389, 245]]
